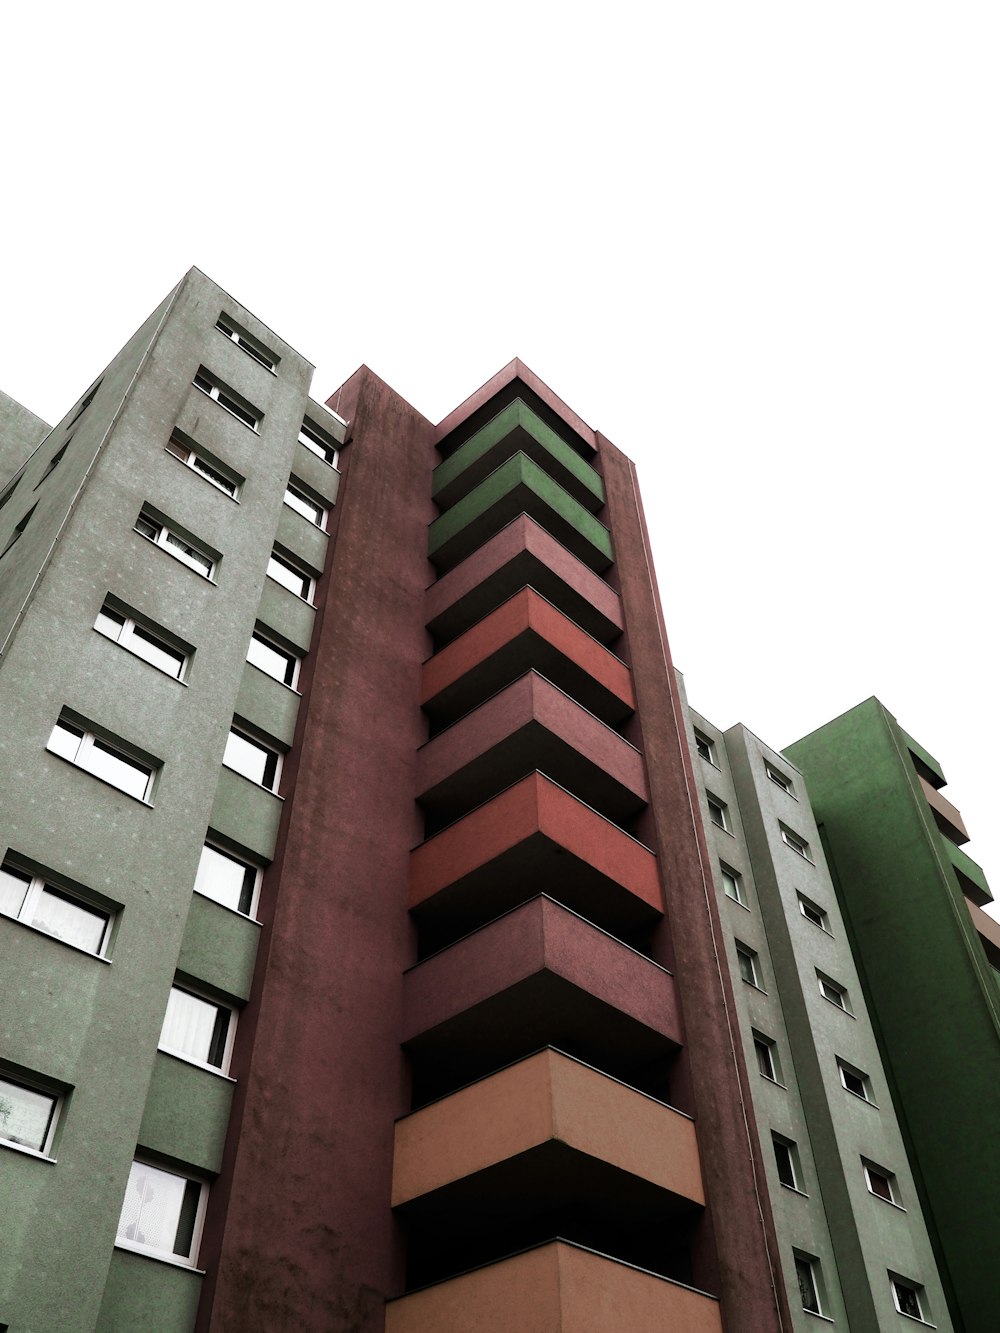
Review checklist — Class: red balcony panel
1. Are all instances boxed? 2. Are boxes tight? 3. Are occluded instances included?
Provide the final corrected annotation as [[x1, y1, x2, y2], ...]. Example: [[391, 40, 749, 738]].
[[417, 671, 647, 831], [422, 587, 634, 729], [425, 514, 624, 647]]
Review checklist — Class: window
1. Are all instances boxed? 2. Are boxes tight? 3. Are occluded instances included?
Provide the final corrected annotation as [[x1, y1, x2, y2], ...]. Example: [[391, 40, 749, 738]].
[[780, 824, 812, 859], [694, 730, 717, 764], [65, 379, 102, 430], [223, 725, 281, 791], [863, 1160, 900, 1204], [247, 630, 299, 687], [283, 481, 326, 529], [838, 1059, 874, 1103], [765, 761, 793, 794], [817, 972, 851, 1013], [753, 1031, 781, 1083], [772, 1135, 801, 1191], [34, 442, 68, 489], [47, 715, 156, 801], [0, 476, 19, 511], [721, 863, 746, 906], [216, 314, 278, 372], [95, 600, 189, 680], [0, 1072, 59, 1155], [795, 1253, 824, 1315], [797, 893, 830, 931], [737, 942, 763, 989], [299, 419, 339, 467], [116, 1159, 205, 1266], [707, 795, 731, 832], [1, 857, 112, 956], [1, 504, 36, 558], [266, 549, 312, 601], [166, 432, 241, 498], [159, 984, 235, 1073], [134, 508, 216, 579], [193, 841, 259, 916], [193, 367, 260, 431], [890, 1276, 927, 1321]]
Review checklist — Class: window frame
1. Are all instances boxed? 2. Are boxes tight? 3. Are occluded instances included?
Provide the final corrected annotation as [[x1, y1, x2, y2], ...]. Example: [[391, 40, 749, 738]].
[[193, 840, 261, 918], [47, 714, 158, 803], [817, 971, 852, 1014], [165, 432, 242, 499], [764, 761, 794, 795], [772, 1134, 803, 1192], [794, 1252, 826, 1316], [780, 823, 812, 860], [0, 1069, 62, 1158], [223, 723, 282, 792], [837, 1058, 876, 1104], [694, 730, 717, 765], [94, 599, 191, 681], [192, 367, 261, 432], [246, 629, 300, 688], [215, 313, 278, 373], [721, 862, 747, 906], [283, 480, 327, 530], [753, 1030, 782, 1084], [1, 855, 114, 958], [863, 1159, 901, 1206], [890, 1274, 929, 1322], [736, 941, 764, 990], [134, 507, 217, 580], [115, 1158, 207, 1268], [706, 794, 731, 832], [158, 981, 237, 1076], [266, 548, 313, 602], [299, 419, 339, 468], [797, 893, 831, 932]]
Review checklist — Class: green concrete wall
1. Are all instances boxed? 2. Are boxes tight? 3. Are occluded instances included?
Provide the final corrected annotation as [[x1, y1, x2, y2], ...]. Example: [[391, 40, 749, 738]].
[[96, 1247, 203, 1332]]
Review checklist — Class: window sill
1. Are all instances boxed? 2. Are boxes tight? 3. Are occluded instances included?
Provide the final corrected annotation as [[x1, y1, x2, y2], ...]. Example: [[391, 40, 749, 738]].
[[264, 576, 314, 607], [46, 749, 155, 807], [134, 533, 218, 584], [711, 823, 736, 838], [114, 1241, 205, 1274], [245, 660, 303, 696], [164, 450, 241, 503], [894, 1314, 935, 1328], [157, 1047, 236, 1083], [193, 887, 262, 926], [281, 502, 329, 534], [779, 1183, 809, 1198], [93, 628, 189, 685], [0, 910, 112, 962], [0, 1138, 56, 1164], [726, 896, 752, 911], [842, 1088, 879, 1109], [221, 763, 284, 799], [802, 1312, 835, 1323], [758, 1074, 787, 1090], [767, 777, 798, 800], [194, 383, 260, 433], [868, 1189, 906, 1211]]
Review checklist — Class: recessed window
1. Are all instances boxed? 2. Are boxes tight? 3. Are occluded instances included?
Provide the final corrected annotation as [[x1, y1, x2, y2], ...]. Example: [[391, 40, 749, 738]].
[[134, 507, 216, 579], [838, 1059, 875, 1103], [753, 1031, 781, 1083], [864, 1160, 900, 1204], [299, 420, 339, 467], [215, 313, 278, 372], [159, 984, 235, 1073], [0, 1071, 60, 1155], [797, 893, 830, 931], [34, 442, 68, 489], [47, 715, 157, 802], [283, 481, 327, 529], [772, 1134, 801, 1191], [780, 824, 811, 860], [223, 725, 281, 791], [266, 549, 312, 601], [1, 504, 36, 559], [817, 972, 851, 1013], [95, 600, 189, 680], [736, 942, 764, 989], [0, 476, 19, 511], [721, 863, 746, 906], [193, 367, 261, 431], [193, 841, 259, 917], [694, 730, 717, 765], [707, 795, 731, 832], [247, 630, 299, 687], [166, 432, 241, 498], [765, 762, 794, 794], [890, 1275, 928, 1321], [65, 379, 102, 430], [795, 1253, 825, 1315], [116, 1159, 206, 1266], [0, 857, 113, 956]]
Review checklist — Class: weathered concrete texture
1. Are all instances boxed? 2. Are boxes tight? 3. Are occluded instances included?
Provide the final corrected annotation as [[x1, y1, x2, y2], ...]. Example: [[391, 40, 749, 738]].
[[0, 387, 50, 484]]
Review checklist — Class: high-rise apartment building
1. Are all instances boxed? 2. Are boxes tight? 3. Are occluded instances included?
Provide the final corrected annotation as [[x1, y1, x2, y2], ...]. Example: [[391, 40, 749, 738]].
[[0, 269, 993, 1332]]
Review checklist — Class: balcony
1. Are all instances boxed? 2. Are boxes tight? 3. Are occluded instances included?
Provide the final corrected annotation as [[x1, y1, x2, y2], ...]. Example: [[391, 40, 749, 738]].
[[918, 774, 969, 845], [385, 1240, 722, 1333], [421, 588, 634, 731], [392, 1050, 704, 1289], [427, 453, 613, 575], [433, 398, 605, 515], [965, 898, 1000, 971], [425, 514, 624, 648], [417, 672, 647, 833], [403, 895, 682, 1106], [409, 772, 662, 954], [944, 838, 992, 906]]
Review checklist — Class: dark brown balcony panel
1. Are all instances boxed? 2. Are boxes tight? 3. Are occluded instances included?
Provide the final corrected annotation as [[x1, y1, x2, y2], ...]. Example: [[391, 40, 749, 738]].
[[918, 774, 970, 845], [966, 897, 1000, 971], [422, 587, 634, 732], [403, 895, 682, 1106], [409, 772, 662, 955], [426, 515, 624, 651], [417, 671, 647, 834]]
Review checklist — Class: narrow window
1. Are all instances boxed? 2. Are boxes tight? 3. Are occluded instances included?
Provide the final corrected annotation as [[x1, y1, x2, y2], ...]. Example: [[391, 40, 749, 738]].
[[1, 505, 36, 558], [765, 761, 793, 794], [780, 824, 811, 859], [134, 507, 216, 579], [116, 1160, 205, 1265], [193, 367, 260, 431], [736, 942, 763, 989], [0, 476, 19, 511], [223, 725, 281, 791], [890, 1275, 927, 1321], [753, 1032, 780, 1083], [0, 1072, 60, 1155], [721, 863, 746, 906], [216, 314, 278, 372], [0, 857, 112, 956], [772, 1135, 800, 1190], [159, 985, 235, 1072], [299, 419, 339, 467], [817, 972, 851, 1013], [47, 715, 156, 802], [797, 893, 830, 931], [283, 481, 326, 529], [266, 549, 312, 601], [838, 1059, 874, 1103], [95, 600, 189, 680], [795, 1254, 824, 1315], [34, 442, 68, 489], [694, 730, 716, 764], [65, 379, 102, 430], [707, 795, 731, 832], [193, 842, 259, 917], [247, 630, 299, 687], [166, 432, 240, 498]]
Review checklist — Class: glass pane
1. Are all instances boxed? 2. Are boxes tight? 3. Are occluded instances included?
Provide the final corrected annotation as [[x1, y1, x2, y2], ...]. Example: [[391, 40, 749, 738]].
[[117, 1161, 190, 1255], [0, 863, 31, 917], [191, 456, 236, 496], [82, 738, 151, 800], [161, 987, 227, 1066], [266, 555, 309, 598], [0, 1076, 56, 1152], [31, 886, 107, 953], [194, 845, 255, 914], [95, 607, 126, 641], [796, 1259, 819, 1313], [224, 731, 273, 787], [135, 515, 159, 541], [284, 488, 323, 525], [48, 720, 83, 761], [164, 531, 212, 576], [128, 625, 185, 678], [247, 634, 295, 685]]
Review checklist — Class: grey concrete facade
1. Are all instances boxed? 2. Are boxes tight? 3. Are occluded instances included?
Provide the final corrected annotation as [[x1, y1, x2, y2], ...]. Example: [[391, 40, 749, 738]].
[[0, 389, 50, 485]]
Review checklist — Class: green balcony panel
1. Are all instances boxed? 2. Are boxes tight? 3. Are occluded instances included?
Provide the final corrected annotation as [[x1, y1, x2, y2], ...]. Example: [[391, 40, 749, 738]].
[[256, 577, 315, 655], [945, 837, 993, 905], [209, 765, 284, 861], [98, 1246, 203, 1329], [428, 454, 613, 575], [139, 1051, 235, 1174], [235, 660, 300, 749], [433, 399, 605, 515], [178, 891, 261, 1003]]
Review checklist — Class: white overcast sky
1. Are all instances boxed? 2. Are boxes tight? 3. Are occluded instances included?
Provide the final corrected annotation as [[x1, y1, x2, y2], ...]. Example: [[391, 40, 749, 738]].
[[4, 3, 998, 912]]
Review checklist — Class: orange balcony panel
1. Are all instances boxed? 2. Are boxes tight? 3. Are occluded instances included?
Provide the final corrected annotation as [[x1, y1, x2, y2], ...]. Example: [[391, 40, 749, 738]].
[[417, 671, 647, 831], [425, 514, 624, 647], [919, 774, 970, 845], [421, 587, 634, 729], [392, 1048, 704, 1209], [409, 773, 662, 947], [385, 1240, 723, 1333]]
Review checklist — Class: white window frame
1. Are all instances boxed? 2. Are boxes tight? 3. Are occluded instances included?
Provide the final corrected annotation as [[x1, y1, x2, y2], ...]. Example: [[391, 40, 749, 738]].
[[765, 761, 794, 794], [721, 863, 746, 906], [115, 1158, 207, 1268], [794, 1252, 825, 1316], [838, 1058, 875, 1104], [753, 1031, 781, 1084], [215, 313, 278, 373], [158, 982, 237, 1075], [299, 420, 339, 468], [247, 629, 300, 688], [223, 724, 282, 792], [47, 716, 157, 802], [166, 433, 241, 499], [817, 972, 851, 1013], [707, 795, 731, 832], [193, 841, 261, 918], [94, 600, 189, 681], [283, 480, 327, 530], [736, 942, 764, 990], [890, 1274, 929, 1322], [780, 824, 812, 860], [1, 857, 113, 957], [772, 1134, 802, 1192], [694, 730, 717, 765], [266, 549, 313, 602], [863, 1159, 901, 1206], [797, 893, 830, 931], [134, 508, 216, 580], [193, 368, 261, 431], [0, 1070, 61, 1158]]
